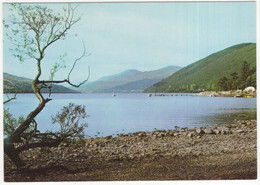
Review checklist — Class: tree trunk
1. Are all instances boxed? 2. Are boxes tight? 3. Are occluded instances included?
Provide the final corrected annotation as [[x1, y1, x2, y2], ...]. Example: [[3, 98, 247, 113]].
[[4, 138, 25, 168], [10, 93, 51, 143], [4, 81, 51, 168]]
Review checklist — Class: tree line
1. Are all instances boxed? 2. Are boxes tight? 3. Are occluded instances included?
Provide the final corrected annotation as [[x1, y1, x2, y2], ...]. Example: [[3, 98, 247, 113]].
[[217, 61, 256, 91]]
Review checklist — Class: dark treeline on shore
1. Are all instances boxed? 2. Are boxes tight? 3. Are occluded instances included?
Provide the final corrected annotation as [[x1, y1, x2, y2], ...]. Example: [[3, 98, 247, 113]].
[[218, 61, 256, 91]]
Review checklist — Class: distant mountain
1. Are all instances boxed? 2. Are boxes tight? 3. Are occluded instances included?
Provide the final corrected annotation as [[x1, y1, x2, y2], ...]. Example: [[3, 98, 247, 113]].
[[3, 73, 79, 93], [144, 43, 256, 93], [78, 66, 182, 93], [98, 69, 142, 82]]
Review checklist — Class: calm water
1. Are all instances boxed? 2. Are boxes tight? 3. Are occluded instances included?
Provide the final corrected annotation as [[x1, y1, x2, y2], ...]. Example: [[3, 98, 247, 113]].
[[4, 93, 256, 138]]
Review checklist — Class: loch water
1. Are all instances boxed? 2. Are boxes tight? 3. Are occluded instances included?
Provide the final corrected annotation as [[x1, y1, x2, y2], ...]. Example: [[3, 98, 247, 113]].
[[4, 93, 256, 138]]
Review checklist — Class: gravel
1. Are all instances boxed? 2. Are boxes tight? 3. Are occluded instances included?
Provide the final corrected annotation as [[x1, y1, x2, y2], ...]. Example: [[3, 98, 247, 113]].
[[4, 120, 257, 181]]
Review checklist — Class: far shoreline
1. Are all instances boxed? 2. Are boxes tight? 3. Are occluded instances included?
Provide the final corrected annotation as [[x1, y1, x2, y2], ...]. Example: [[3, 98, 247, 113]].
[[3, 91, 256, 96]]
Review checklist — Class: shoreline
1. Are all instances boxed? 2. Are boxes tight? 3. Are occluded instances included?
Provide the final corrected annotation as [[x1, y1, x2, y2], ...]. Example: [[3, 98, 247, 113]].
[[4, 119, 257, 181], [198, 90, 256, 98]]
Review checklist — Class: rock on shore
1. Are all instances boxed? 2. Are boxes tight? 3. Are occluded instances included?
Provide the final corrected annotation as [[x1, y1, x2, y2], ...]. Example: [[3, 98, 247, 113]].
[[4, 120, 257, 181], [198, 90, 256, 98]]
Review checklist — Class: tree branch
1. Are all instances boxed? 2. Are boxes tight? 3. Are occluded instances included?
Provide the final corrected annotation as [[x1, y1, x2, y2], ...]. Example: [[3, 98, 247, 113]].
[[68, 42, 89, 79], [38, 72, 90, 88], [10, 98, 52, 142], [38, 42, 90, 88], [23, 119, 39, 145], [4, 93, 17, 104], [16, 140, 60, 153], [41, 6, 80, 55]]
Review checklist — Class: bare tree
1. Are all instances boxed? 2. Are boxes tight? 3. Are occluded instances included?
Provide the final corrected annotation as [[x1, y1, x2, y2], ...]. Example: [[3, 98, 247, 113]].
[[3, 3, 89, 168]]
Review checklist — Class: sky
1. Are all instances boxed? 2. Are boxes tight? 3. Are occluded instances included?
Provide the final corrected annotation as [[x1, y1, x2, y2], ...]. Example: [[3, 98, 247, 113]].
[[2, 1, 256, 83]]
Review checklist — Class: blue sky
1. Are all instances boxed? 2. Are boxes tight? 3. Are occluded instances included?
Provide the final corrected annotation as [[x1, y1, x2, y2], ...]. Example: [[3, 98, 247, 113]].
[[3, 2, 256, 83]]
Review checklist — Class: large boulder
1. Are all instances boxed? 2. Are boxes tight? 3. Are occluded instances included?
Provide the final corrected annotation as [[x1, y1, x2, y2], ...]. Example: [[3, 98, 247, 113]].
[[187, 132, 194, 138], [196, 128, 205, 135], [204, 128, 214, 134]]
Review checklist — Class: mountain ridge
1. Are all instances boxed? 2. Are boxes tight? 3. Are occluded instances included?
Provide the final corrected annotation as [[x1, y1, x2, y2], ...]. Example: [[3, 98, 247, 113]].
[[78, 65, 182, 93], [144, 43, 256, 93]]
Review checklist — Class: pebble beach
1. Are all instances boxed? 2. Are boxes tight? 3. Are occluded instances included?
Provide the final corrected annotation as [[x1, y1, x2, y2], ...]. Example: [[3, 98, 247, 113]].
[[4, 120, 257, 181]]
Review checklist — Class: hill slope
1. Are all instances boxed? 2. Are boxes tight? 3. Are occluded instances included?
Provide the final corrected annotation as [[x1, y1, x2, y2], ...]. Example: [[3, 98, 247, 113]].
[[3, 73, 79, 93], [78, 66, 182, 93], [144, 43, 256, 93]]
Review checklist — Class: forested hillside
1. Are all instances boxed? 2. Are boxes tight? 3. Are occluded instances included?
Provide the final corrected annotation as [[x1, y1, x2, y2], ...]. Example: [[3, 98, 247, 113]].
[[144, 43, 256, 93]]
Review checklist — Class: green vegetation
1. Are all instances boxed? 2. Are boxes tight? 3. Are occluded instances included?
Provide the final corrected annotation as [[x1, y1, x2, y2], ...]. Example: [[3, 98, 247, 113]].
[[217, 61, 256, 91], [4, 73, 79, 93], [4, 109, 25, 136], [144, 43, 256, 93]]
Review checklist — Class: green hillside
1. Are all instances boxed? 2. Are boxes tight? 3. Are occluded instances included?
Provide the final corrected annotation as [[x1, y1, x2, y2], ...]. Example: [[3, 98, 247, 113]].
[[3, 73, 79, 93], [78, 66, 181, 93], [144, 43, 256, 93]]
